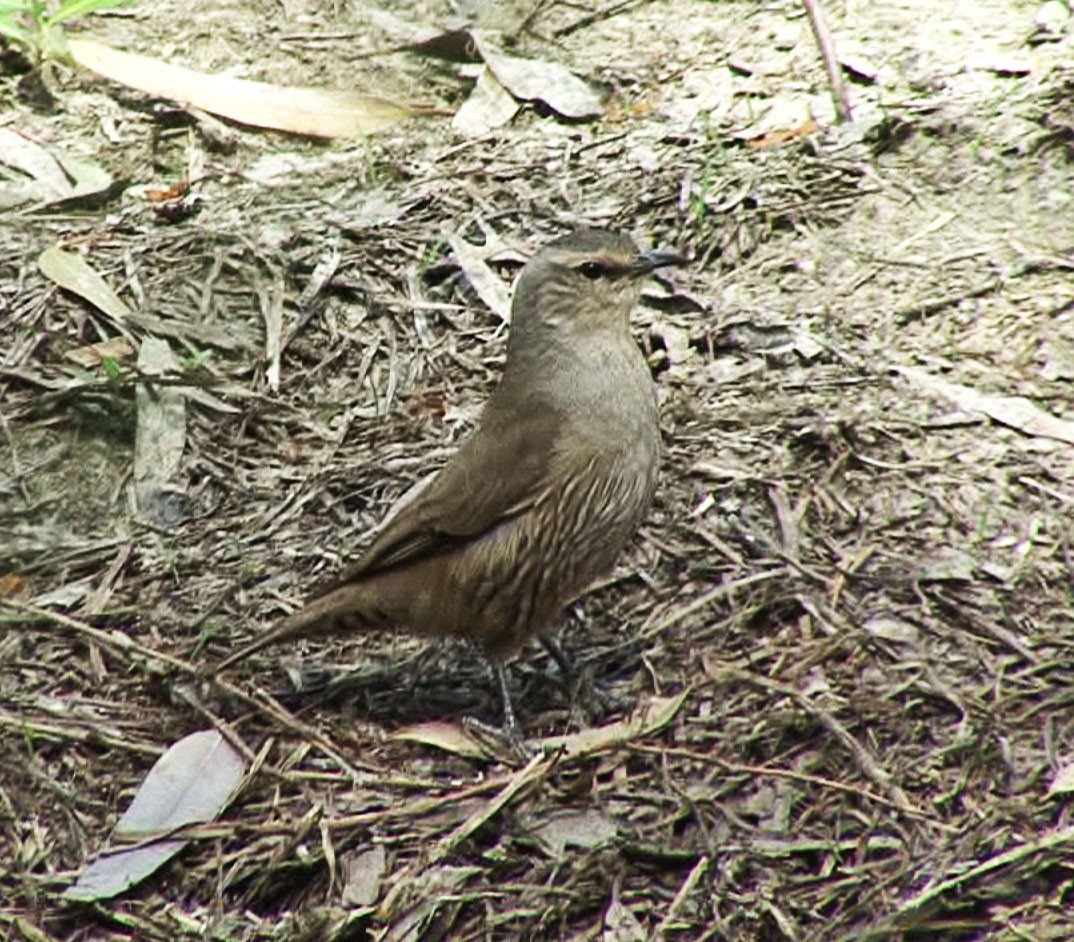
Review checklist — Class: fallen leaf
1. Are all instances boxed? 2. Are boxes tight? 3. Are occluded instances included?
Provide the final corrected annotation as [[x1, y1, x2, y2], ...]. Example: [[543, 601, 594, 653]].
[[391, 719, 487, 759], [863, 615, 921, 645], [381, 865, 479, 942], [64, 729, 246, 901], [65, 337, 137, 368], [68, 38, 418, 138], [914, 548, 976, 582], [0, 128, 114, 209], [0, 573, 25, 597], [526, 808, 618, 858], [603, 879, 647, 941], [38, 246, 135, 334], [536, 692, 687, 758], [453, 65, 520, 136], [1047, 763, 1074, 797], [448, 234, 512, 321], [134, 338, 189, 528], [341, 845, 387, 907], [474, 34, 601, 120], [896, 366, 1074, 446]]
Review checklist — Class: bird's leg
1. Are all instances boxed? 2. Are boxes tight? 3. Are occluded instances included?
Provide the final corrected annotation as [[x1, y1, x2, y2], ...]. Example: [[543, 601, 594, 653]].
[[460, 659, 531, 758], [492, 660, 521, 740], [540, 633, 613, 724], [539, 634, 575, 678]]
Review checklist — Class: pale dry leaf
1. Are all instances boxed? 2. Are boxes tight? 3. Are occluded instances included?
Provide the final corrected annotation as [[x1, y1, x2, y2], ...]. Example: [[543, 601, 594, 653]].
[[0, 128, 73, 207], [535, 692, 687, 758], [474, 34, 601, 119], [651, 319, 694, 366], [896, 366, 1074, 446], [914, 548, 976, 582], [65, 337, 137, 368], [863, 615, 921, 645], [134, 338, 188, 525], [68, 38, 416, 138], [64, 730, 246, 901], [382, 865, 479, 942], [0, 129, 114, 209], [448, 234, 512, 321], [341, 845, 387, 908], [391, 719, 487, 759], [38, 246, 135, 331], [1047, 763, 1074, 797], [453, 65, 519, 137], [527, 808, 619, 859], [603, 881, 647, 942]]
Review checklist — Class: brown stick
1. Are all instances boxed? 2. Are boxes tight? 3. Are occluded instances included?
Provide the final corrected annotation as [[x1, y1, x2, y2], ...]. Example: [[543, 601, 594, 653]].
[[802, 0, 853, 123]]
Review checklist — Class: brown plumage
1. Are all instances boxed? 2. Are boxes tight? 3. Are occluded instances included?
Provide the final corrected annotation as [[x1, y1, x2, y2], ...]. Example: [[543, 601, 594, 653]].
[[217, 228, 682, 731]]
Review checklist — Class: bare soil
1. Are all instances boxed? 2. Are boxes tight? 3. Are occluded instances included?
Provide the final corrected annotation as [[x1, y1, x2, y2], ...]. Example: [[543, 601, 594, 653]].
[[3, 0, 1074, 939]]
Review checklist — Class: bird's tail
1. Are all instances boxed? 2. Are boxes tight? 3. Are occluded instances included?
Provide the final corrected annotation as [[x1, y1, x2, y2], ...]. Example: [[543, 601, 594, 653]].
[[213, 585, 366, 673]]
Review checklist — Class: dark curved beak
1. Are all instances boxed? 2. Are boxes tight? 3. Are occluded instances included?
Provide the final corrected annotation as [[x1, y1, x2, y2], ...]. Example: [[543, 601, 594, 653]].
[[630, 249, 690, 276]]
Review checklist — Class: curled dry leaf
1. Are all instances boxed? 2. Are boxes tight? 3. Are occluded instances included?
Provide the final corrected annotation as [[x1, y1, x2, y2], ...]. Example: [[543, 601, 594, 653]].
[[391, 719, 487, 759], [473, 33, 602, 120], [452, 66, 520, 136], [448, 234, 512, 321]]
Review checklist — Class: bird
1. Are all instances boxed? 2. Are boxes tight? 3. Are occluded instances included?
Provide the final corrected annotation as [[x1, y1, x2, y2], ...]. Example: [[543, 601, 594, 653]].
[[217, 227, 684, 737]]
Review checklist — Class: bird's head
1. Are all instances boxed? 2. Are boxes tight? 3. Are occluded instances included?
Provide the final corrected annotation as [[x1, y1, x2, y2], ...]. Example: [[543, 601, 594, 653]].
[[509, 228, 685, 351]]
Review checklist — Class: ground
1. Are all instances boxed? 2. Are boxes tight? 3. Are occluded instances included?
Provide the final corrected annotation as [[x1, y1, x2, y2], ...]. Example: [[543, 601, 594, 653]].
[[3, 0, 1074, 939]]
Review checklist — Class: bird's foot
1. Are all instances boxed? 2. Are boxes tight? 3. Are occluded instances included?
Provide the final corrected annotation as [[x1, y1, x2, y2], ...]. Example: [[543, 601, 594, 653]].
[[539, 635, 613, 726], [461, 714, 533, 760]]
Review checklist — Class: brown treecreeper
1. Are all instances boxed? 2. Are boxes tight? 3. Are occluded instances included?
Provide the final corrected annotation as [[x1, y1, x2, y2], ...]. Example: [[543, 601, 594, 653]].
[[218, 228, 683, 737]]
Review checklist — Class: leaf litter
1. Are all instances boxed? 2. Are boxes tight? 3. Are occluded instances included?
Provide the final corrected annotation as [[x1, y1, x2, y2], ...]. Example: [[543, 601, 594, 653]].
[[2, 0, 1074, 940]]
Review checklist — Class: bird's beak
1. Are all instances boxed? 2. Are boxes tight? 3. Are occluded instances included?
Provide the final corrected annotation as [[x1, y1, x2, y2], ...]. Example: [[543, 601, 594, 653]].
[[630, 249, 689, 276]]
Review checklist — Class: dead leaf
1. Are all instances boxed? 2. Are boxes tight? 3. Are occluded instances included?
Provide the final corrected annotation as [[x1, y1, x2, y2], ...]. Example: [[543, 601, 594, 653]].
[[603, 879, 647, 941], [914, 548, 976, 582], [64, 729, 246, 901], [68, 38, 417, 139], [748, 118, 822, 150], [381, 865, 479, 942], [1047, 763, 1074, 797], [341, 845, 386, 908], [448, 234, 512, 321], [526, 808, 618, 858], [38, 246, 135, 337], [134, 338, 189, 528], [896, 366, 1074, 447], [0, 573, 25, 597], [453, 65, 520, 136], [1041, 338, 1074, 381], [391, 719, 487, 759], [65, 337, 137, 369], [473, 34, 602, 120], [863, 615, 921, 645], [0, 128, 114, 209], [535, 692, 687, 758]]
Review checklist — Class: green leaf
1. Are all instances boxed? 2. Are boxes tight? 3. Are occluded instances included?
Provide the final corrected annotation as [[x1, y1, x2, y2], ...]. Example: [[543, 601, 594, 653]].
[[0, 18, 32, 44], [45, 0, 137, 26], [101, 356, 122, 383]]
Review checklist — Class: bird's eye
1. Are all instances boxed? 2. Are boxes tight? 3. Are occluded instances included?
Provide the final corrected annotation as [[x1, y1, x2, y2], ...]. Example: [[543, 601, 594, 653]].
[[577, 261, 605, 280]]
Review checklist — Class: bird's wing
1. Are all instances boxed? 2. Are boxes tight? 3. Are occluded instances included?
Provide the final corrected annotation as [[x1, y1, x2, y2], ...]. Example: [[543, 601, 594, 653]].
[[331, 402, 563, 581]]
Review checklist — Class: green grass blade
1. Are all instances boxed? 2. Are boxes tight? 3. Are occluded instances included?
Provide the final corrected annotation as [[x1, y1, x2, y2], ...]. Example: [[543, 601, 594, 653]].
[[45, 0, 137, 26]]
